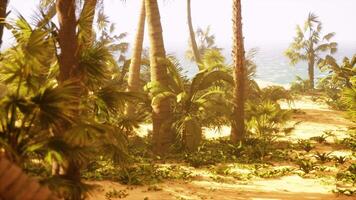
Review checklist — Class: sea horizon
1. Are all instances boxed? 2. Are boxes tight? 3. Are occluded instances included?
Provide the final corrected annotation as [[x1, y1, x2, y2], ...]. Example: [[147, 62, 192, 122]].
[[166, 42, 356, 85]]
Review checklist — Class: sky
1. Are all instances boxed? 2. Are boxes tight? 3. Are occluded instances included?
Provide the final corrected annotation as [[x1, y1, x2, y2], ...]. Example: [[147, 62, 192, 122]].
[[4, 0, 356, 52]]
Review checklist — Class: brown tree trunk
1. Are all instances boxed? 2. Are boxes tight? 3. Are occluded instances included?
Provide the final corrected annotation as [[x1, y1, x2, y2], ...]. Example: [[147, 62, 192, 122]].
[[56, 0, 79, 82], [0, 0, 8, 48], [126, 0, 146, 115], [230, 0, 246, 143], [56, 1, 82, 199], [145, 0, 173, 155], [308, 59, 314, 89], [0, 156, 61, 200], [187, 0, 202, 70], [79, 0, 98, 46]]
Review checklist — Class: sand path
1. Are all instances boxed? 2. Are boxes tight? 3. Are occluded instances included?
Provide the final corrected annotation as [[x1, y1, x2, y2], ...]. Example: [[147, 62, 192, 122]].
[[89, 96, 355, 200]]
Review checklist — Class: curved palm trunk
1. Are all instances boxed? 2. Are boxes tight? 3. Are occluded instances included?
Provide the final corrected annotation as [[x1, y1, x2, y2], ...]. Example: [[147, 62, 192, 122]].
[[145, 0, 173, 155], [56, 0, 79, 82], [80, 0, 98, 46], [0, 156, 61, 200], [187, 0, 202, 70], [126, 0, 146, 115], [231, 0, 246, 143], [0, 0, 8, 48]]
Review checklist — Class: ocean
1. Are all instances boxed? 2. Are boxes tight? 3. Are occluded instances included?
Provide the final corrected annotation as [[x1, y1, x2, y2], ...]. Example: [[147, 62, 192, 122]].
[[171, 43, 356, 86]]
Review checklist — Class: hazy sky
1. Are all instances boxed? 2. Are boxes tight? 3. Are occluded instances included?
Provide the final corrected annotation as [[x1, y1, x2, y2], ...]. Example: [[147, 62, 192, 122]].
[[4, 0, 356, 53]]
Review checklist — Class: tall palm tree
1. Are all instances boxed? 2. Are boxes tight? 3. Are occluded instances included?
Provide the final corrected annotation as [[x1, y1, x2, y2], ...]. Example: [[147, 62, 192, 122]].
[[187, 0, 202, 70], [0, 0, 8, 48], [55, 1, 82, 199], [56, 0, 79, 82], [145, 0, 173, 154], [127, 0, 146, 115], [185, 26, 221, 62], [231, 0, 246, 143], [285, 13, 337, 89]]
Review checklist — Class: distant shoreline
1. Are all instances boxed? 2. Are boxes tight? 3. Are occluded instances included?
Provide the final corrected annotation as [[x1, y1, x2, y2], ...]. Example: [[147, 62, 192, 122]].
[[255, 79, 290, 89]]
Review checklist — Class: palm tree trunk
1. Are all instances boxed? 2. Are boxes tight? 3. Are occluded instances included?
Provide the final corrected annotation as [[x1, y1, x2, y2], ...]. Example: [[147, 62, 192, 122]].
[[308, 59, 315, 89], [126, 0, 146, 115], [187, 0, 202, 70], [231, 0, 246, 143], [80, 0, 98, 46], [145, 0, 173, 155], [56, 1, 82, 199], [0, 156, 61, 200], [56, 0, 79, 82], [0, 0, 8, 49]]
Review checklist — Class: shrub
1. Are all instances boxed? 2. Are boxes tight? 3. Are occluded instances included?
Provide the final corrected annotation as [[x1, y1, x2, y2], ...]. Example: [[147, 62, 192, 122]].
[[333, 155, 348, 165], [310, 134, 328, 144], [296, 159, 316, 174], [314, 152, 332, 163], [297, 140, 315, 152]]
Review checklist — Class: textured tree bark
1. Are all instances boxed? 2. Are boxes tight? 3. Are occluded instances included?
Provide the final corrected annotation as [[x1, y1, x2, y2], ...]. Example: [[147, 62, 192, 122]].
[[308, 58, 315, 89], [187, 0, 203, 70], [231, 0, 246, 143], [126, 0, 146, 115], [145, 0, 173, 155], [56, 0, 79, 82], [56, 1, 82, 199], [0, 156, 61, 200], [0, 0, 8, 49], [80, 0, 98, 46]]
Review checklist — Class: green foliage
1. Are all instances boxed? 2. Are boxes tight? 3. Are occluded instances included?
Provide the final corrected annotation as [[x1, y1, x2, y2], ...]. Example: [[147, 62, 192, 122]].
[[297, 139, 315, 152], [0, 10, 141, 199], [297, 159, 316, 174], [243, 83, 294, 142], [310, 134, 328, 144], [341, 86, 356, 122], [318, 55, 356, 116], [185, 26, 222, 62], [333, 155, 348, 165], [332, 188, 356, 196], [245, 100, 292, 141], [340, 130, 356, 151], [253, 166, 294, 178], [336, 164, 356, 185], [145, 55, 233, 152], [290, 76, 312, 94], [313, 152, 332, 163], [117, 164, 193, 185], [105, 189, 129, 200], [184, 141, 229, 167]]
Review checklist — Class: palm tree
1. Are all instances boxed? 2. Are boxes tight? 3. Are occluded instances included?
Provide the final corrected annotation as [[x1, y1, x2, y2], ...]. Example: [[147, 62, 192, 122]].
[[186, 26, 221, 63], [231, 0, 246, 143], [55, 1, 82, 198], [0, 0, 8, 48], [127, 0, 146, 115], [146, 58, 233, 151], [187, 0, 202, 70], [56, 0, 79, 82], [285, 13, 337, 89], [145, 0, 173, 154]]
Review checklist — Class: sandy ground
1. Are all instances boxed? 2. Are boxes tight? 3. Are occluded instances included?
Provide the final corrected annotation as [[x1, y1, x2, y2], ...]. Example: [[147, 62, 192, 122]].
[[88, 96, 355, 200]]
